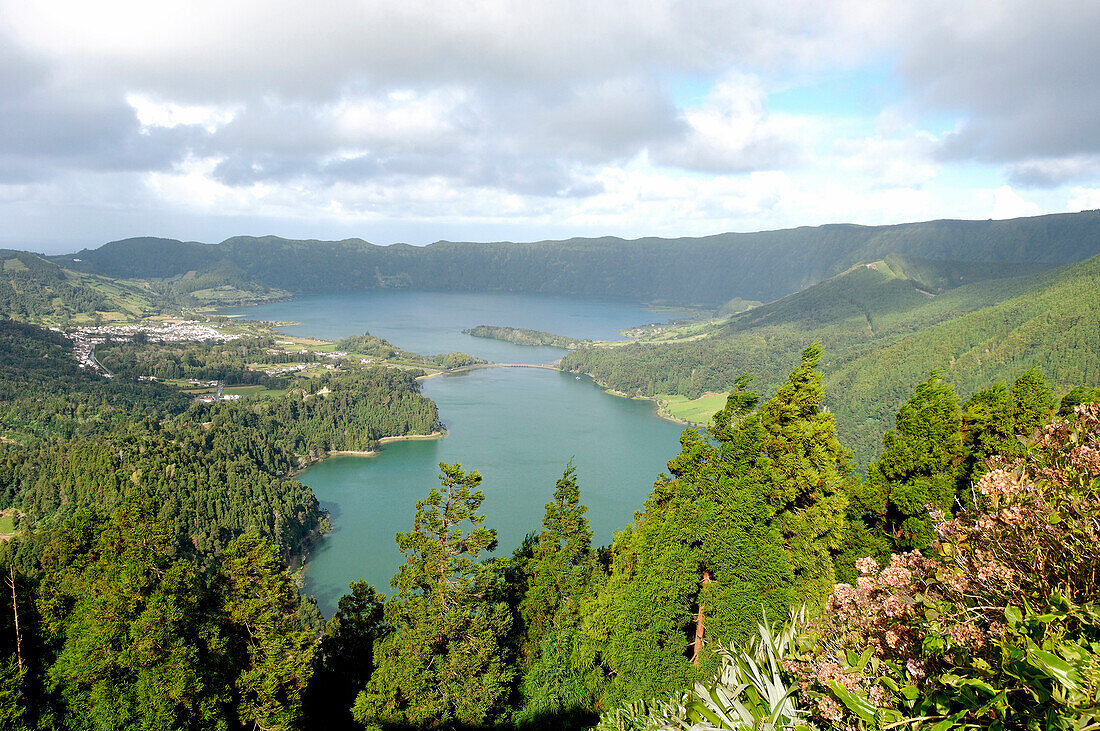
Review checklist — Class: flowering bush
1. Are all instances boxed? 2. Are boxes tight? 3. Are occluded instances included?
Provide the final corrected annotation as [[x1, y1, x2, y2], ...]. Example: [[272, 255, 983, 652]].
[[791, 403, 1100, 730]]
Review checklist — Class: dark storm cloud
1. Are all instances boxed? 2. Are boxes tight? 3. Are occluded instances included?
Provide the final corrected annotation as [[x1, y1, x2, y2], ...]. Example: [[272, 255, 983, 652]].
[[898, 0, 1100, 176], [0, 0, 845, 199]]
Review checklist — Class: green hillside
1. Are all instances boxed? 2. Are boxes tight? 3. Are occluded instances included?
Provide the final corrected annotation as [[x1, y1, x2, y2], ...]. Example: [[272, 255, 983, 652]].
[[562, 254, 1100, 462], [0, 250, 165, 323], [53, 209, 1100, 305]]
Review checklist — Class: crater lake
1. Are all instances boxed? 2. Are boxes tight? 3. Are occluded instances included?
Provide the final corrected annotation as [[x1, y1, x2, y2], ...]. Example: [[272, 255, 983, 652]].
[[225, 291, 689, 615]]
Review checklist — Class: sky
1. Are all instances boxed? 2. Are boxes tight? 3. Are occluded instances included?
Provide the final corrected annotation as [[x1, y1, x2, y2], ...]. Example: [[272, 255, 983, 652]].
[[3, 0, 1100, 253]]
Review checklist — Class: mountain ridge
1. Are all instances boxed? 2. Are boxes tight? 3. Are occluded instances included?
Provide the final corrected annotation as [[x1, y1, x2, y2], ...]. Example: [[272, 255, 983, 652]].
[[47, 209, 1100, 306]]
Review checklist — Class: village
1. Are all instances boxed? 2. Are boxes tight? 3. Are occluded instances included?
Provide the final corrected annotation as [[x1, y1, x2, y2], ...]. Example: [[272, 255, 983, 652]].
[[53, 320, 241, 378]]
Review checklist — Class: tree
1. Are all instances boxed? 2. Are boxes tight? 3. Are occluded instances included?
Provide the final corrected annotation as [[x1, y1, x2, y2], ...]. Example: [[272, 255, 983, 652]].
[[864, 371, 964, 552], [1009, 366, 1055, 438], [354, 463, 515, 728], [519, 462, 594, 663], [962, 368, 1055, 485], [757, 342, 849, 608], [583, 376, 793, 707], [218, 529, 316, 731], [516, 463, 600, 726], [37, 503, 230, 731], [305, 582, 387, 728]]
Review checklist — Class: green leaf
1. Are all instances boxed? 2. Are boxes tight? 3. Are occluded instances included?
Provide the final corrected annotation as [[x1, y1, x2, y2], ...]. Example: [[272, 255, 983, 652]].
[[827, 680, 876, 724], [1026, 648, 1082, 691]]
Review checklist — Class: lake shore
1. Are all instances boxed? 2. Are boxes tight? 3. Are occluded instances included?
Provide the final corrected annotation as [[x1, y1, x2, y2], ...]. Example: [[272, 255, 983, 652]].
[[290, 429, 447, 476], [580, 373, 696, 427]]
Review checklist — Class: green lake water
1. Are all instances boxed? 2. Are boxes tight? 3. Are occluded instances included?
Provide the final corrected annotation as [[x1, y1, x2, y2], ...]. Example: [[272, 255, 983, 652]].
[[227, 292, 688, 615]]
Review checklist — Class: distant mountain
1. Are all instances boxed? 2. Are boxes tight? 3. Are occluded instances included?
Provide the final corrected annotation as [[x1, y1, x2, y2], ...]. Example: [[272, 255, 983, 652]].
[[51, 210, 1100, 305], [562, 253, 1100, 462], [0, 249, 162, 323]]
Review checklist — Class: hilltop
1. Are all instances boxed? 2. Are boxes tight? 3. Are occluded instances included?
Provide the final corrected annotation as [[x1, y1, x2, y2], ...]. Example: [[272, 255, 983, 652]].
[[563, 252, 1100, 461], [48, 209, 1100, 306]]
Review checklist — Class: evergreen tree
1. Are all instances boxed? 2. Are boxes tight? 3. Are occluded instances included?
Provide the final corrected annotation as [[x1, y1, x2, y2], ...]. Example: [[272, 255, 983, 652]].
[[583, 376, 793, 706], [1009, 366, 1056, 438], [304, 582, 387, 729], [864, 371, 964, 552], [1059, 386, 1100, 415], [218, 529, 316, 731], [354, 463, 514, 728], [37, 503, 230, 731], [516, 463, 600, 727], [962, 368, 1054, 484], [519, 462, 594, 663], [757, 342, 849, 607]]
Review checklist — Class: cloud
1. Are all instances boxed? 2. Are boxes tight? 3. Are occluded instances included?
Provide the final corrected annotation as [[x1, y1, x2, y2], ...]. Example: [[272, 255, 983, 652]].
[[1006, 156, 1100, 188], [896, 0, 1100, 169], [654, 72, 804, 173], [3, 0, 1100, 249], [990, 185, 1040, 220]]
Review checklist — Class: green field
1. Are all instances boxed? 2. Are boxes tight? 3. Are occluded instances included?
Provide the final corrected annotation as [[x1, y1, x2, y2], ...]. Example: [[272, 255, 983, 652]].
[[0, 515, 16, 538], [657, 392, 729, 425], [223, 385, 288, 399]]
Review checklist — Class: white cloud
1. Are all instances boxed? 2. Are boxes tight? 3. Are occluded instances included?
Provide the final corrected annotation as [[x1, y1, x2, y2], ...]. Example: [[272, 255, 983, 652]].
[[3, 0, 1100, 249], [127, 94, 239, 134], [990, 185, 1040, 220], [655, 72, 805, 173], [1067, 186, 1100, 212]]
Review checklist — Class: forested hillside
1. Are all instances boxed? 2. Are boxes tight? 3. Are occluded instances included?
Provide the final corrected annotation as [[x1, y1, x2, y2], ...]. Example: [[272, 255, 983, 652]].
[[0, 321, 440, 558], [563, 254, 1100, 462], [0, 250, 165, 323], [53, 210, 1100, 305], [1, 338, 1097, 729]]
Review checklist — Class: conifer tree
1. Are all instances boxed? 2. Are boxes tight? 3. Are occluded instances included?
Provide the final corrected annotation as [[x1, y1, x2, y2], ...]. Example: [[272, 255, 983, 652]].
[[354, 463, 514, 728], [865, 371, 964, 552], [516, 463, 600, 726], [583, 376, 793, 706], [962, 368, 1054, 484], [38, 503, 230, 730], [520, 462, 594, 662], [219, 528, 317, 731], [305, 581, 387, 728], [758, 342, 849, 608]]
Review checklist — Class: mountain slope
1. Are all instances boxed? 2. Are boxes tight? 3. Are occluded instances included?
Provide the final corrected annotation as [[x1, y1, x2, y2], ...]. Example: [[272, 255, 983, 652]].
[[562, 254, 1100, 462], [0, 250, 163, 323], [52, 210, 1100, 306]]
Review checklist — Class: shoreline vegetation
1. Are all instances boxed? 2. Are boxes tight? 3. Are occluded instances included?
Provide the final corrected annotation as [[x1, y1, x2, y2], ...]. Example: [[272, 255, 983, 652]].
[[462, 324, 593, 349], [291, 430, 447, 476]]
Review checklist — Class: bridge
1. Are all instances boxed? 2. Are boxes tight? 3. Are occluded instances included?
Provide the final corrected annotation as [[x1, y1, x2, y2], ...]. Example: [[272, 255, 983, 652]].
[[420, 362, 565, 378]]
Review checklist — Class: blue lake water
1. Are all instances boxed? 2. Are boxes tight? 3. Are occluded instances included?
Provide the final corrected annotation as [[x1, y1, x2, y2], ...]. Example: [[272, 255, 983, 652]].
[[228, 292, 688, 615]]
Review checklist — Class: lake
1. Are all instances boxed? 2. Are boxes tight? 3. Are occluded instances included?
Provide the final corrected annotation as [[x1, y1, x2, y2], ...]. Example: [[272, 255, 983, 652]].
[[226, 292, 688, 615]]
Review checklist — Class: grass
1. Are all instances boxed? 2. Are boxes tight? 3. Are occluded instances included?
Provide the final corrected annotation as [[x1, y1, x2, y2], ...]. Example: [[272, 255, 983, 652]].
[[222, 385, 288, 399], [658, 392, 729, 425], [0, 515, 15, 538]]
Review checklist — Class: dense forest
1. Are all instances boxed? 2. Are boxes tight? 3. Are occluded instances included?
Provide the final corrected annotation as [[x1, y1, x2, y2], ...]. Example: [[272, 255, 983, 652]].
[[0, 321, 441, 561], [563, 253, 1100, 462], [50, 210, 1100, 306], [2, 330, 1097, 730], [1, 212, 1098, 728], [463, 325, 592, 349]]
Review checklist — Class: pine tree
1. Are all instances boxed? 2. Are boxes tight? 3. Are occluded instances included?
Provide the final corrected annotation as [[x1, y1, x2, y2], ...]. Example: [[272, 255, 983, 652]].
[[758, 342, 849, 608], [520, 462, 594, 662], [304, 581, 387, 728], [1009, 366, 1056, 438], [865, 371, 964, 552], [354, 463, 515, 728], [516, 463, 600, 726], [583, 377, 793, 706], [219, 529, 317, 731], [37, 503, 231, 730], [962, 368, 1054, 485]]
